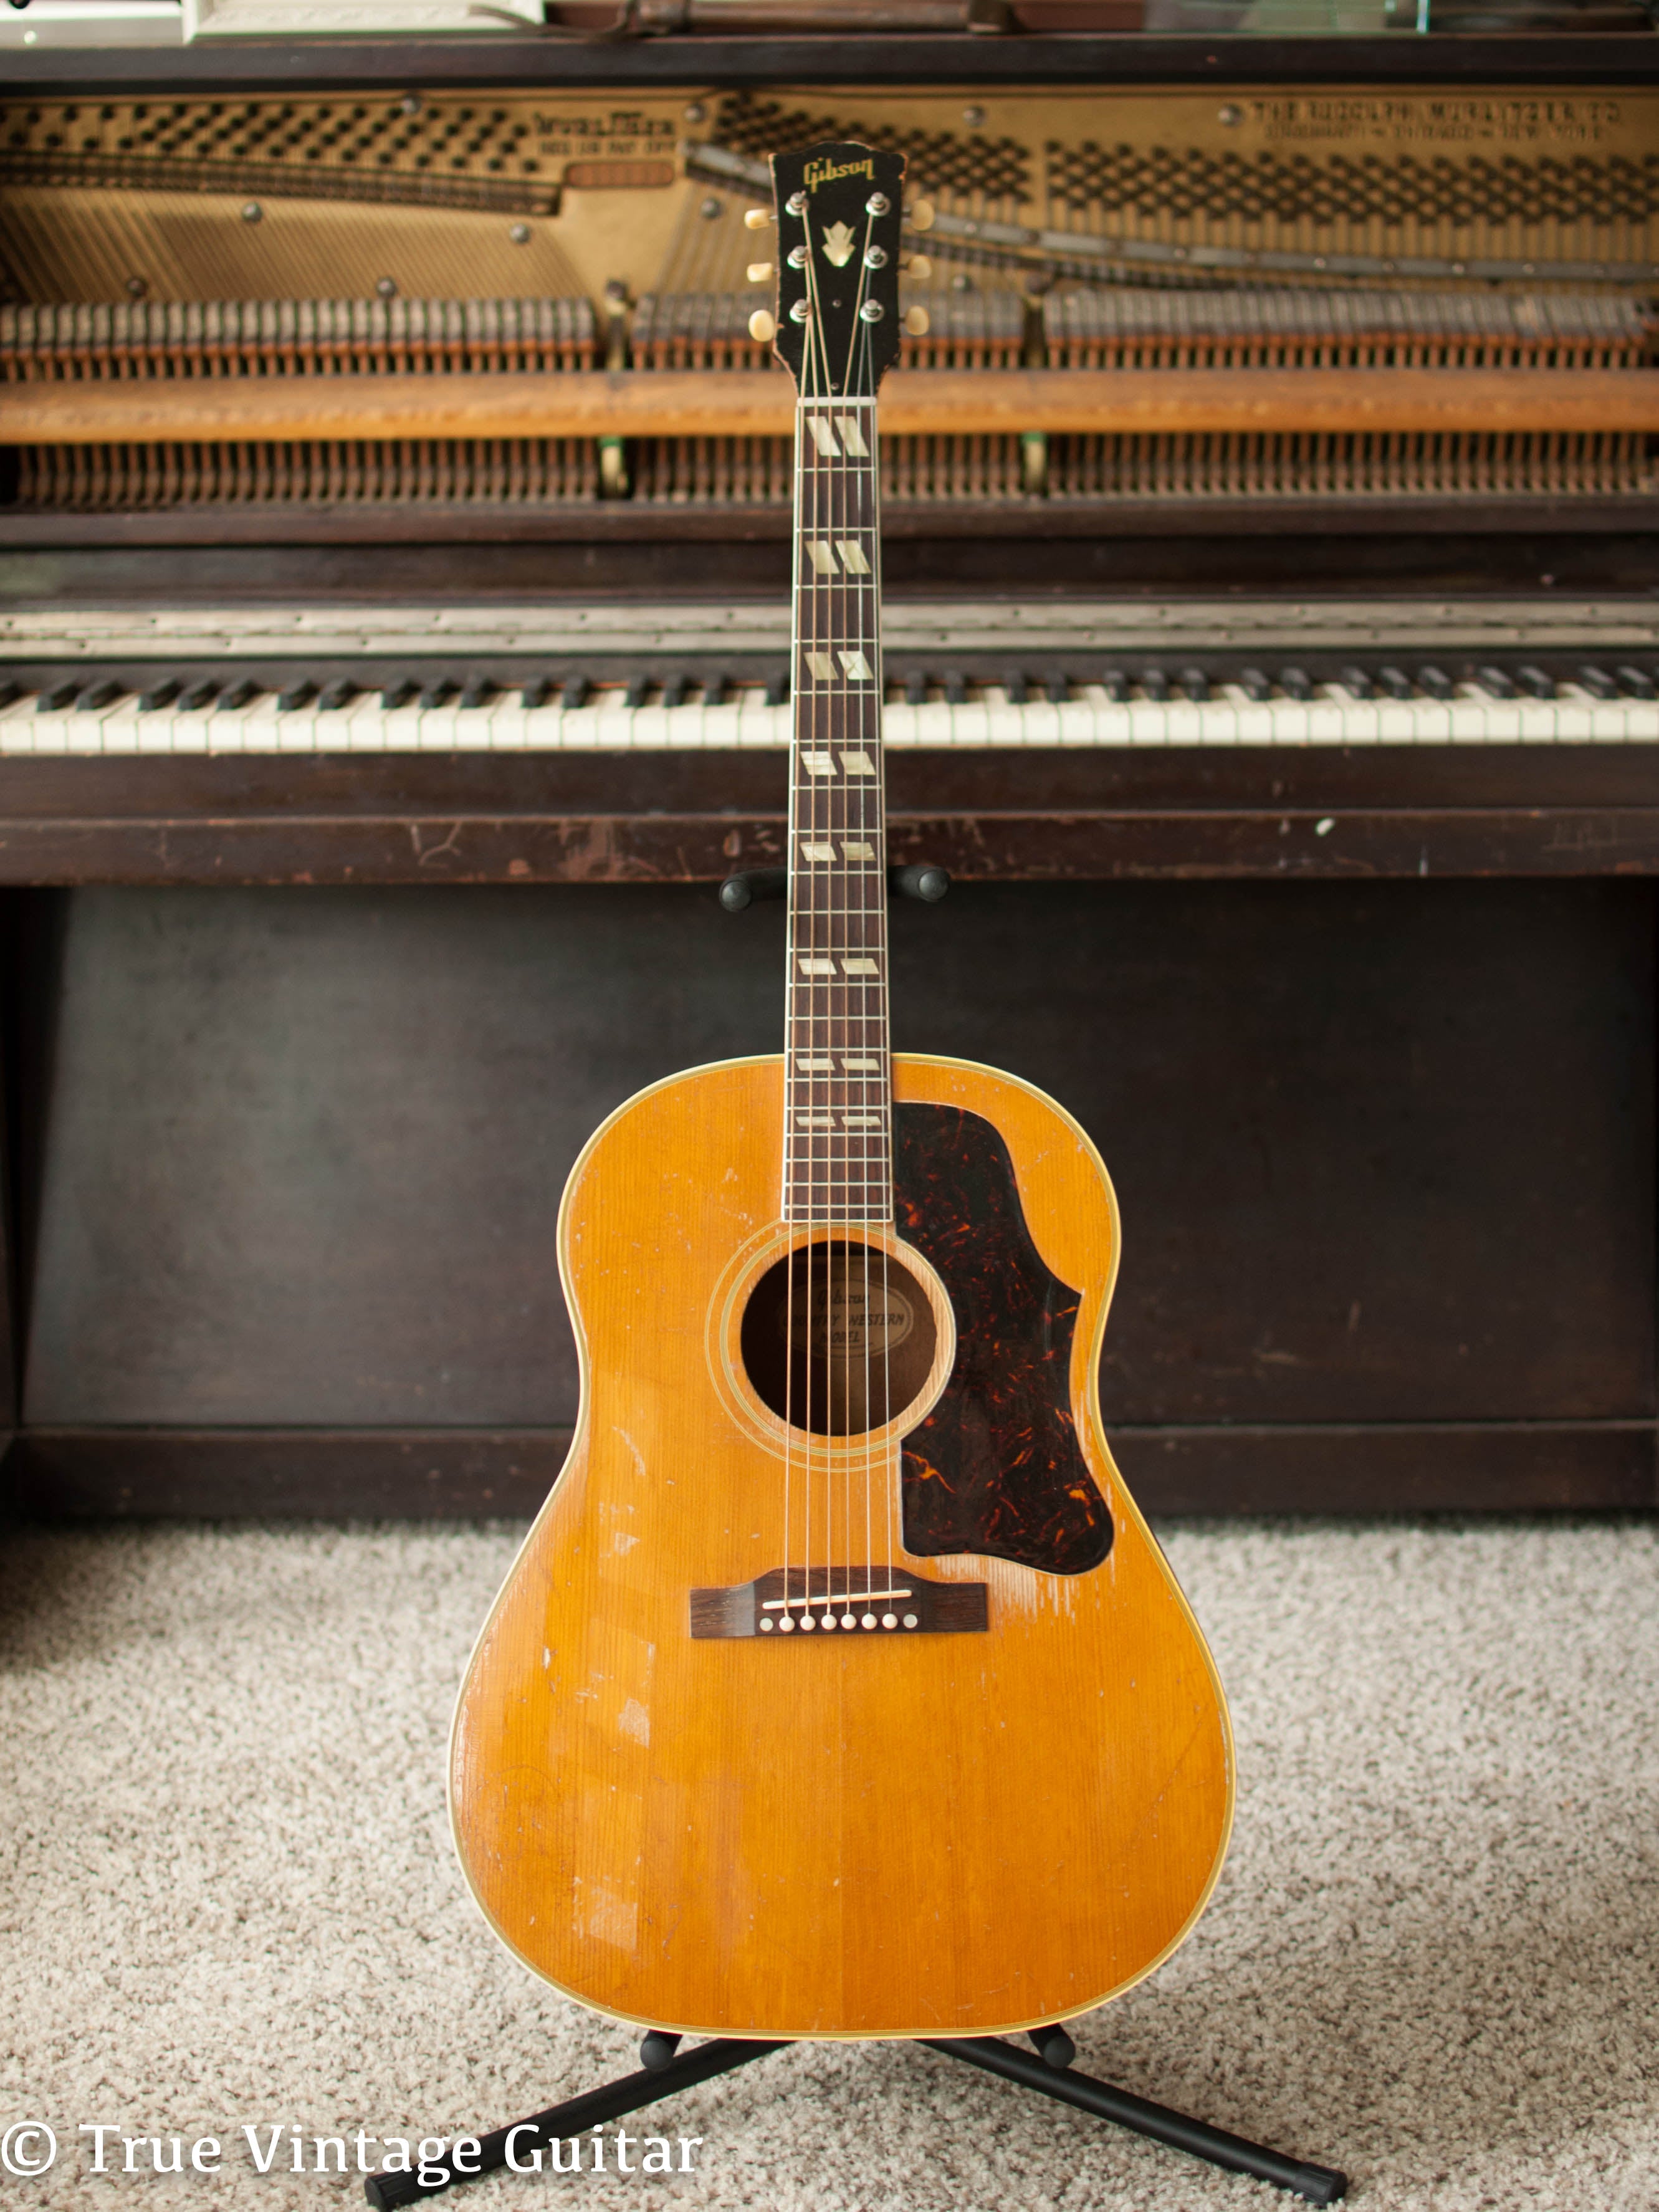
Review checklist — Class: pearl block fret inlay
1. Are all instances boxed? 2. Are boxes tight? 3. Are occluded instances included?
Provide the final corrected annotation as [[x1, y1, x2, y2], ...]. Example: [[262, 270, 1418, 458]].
[[785, 398, 891, 1227]]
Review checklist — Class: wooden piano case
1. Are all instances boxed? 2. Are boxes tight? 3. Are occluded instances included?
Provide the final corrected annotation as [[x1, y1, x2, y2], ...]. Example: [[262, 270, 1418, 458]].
[[1, 23, 1656, 1518]]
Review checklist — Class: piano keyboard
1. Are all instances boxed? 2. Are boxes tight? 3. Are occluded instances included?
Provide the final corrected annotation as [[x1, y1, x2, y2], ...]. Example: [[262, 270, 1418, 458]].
[[4, 600, 1656, 754]]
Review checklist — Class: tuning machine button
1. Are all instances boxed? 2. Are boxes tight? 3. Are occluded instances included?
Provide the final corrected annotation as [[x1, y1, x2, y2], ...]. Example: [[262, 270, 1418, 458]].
[[748, 309, 777, 344], [743, 206, 772, 230], [906, 254, 932, 279], [904, 305, 930, 337], [909, 198, 935, 232], [746, 261, 774, 284]]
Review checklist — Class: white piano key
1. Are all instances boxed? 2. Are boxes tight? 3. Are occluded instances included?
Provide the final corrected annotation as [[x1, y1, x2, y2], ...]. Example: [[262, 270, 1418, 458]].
[[734, 702, 790, 749], [378, 705, 424, 752], [449, 701, 502, 750], [585, 709, 639, 750], [629, 705, 677, 749], [169, 712, 214, 753], [0, 697, 40, 753]]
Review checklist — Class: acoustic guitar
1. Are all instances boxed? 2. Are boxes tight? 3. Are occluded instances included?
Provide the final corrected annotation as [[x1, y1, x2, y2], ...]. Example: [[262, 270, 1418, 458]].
[[451, 140, 1233, 2041]]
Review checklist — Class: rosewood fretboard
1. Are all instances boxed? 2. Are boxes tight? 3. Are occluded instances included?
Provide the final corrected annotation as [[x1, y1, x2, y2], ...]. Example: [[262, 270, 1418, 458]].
[[783, 395, 891, 1228]]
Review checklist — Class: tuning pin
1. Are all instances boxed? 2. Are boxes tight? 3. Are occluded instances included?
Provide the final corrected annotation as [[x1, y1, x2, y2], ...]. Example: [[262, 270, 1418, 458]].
[[746, 261, 775, 284], [904, 304, 931, 337], [906, 253, 933, 280], [748, 308, 777, 344], [909, 198, 936, 233], [743, 206, 772, 230]]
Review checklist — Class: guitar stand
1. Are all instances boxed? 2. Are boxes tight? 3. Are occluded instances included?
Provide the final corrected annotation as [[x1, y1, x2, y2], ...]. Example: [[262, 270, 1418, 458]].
[[374, 858, 1344, 2208], [361, 2026, 1347, 2208]]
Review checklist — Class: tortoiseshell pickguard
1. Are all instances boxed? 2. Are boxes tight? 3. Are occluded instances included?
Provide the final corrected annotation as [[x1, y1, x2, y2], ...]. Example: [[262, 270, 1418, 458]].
[[893, 1102, 1112, 1574]]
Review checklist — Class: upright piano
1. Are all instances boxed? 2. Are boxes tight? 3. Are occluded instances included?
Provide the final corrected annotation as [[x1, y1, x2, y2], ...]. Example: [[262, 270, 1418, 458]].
[[1, 6, 1655, 1518]]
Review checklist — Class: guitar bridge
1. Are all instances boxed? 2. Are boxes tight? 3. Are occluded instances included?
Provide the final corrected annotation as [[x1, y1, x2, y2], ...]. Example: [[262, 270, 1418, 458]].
[[689, 1567, 987, 1640]]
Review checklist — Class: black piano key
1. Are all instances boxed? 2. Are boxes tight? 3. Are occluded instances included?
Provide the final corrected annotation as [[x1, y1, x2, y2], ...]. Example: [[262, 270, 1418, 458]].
[[1099, 669, 1130, 703], [1416, 667, 1454, 701], [1577, 665, 1618, 701], [139, 677, 181, 712], [419, 679, 455, 710], [277, 679, 317, 713], [1337, 666, 1373, 699], [1279, 667, 1314, 702], [1042, 670, 1069, 705], [1516, 666, 1556, 700], [384, 678, 420, 709], [1376, 666, 1414, 701], [1002, 670, 1029, 706], [39, 679, 80, 713], [0, 680, 19, 711], [702, 672, 730, 707], [943, 670, 968, 706], [1238, 668, 1273, 703], [763, 667, 790, 707], [1616, 665, 1657, 701], [319, 677, 357, 712], [560, 674, 591, 711], [220, 679, 257, 711], [459, 676, 495, 711], [519, 676, 551, 709], [1178, 666, 1209, 702], [904, 669, 929, 706], [1475, 666, 1518, 699], [79, 679, 123, 711], [624, 673, 651, 709], [1139, 667, 1170, 703], [659, 671, 689, 709], [178, 678, 220, 711]]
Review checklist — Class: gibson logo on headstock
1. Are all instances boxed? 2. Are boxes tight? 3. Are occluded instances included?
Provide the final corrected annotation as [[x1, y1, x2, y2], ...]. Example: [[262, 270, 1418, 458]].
[[803, 155, 874, 194]]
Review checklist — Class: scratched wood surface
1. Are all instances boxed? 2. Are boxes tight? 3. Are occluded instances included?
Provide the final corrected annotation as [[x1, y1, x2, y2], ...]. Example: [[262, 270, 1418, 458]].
[[9, 749, 1659, 884], [449, 1051, 1232, 2036]]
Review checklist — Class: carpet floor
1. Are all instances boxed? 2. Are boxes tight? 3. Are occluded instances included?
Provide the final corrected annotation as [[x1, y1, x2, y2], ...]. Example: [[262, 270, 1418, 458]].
[[0, 1517, 1653, 2210]]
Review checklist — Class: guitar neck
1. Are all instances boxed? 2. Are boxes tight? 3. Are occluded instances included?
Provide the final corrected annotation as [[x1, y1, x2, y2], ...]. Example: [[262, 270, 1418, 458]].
[[783, 395, 891, 1228]]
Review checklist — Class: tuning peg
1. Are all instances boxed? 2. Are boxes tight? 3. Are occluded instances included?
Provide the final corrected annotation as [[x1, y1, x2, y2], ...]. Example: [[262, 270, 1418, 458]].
[[748, 308, 777, 344], [746, 261, 775, 284], [904, 304, 931, 337], [909, 198, 936, 232], [743, 206, 772, 230], [906, 253, 932, 280]]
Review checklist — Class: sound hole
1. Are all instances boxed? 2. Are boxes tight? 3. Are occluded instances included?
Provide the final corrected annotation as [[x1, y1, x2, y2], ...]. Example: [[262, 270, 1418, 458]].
[[740, 1241, 939, 1437]]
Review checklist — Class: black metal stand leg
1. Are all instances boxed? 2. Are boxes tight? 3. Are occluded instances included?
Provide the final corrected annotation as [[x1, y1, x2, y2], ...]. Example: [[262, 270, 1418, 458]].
[[365, 2029, 1346, 2209], [361, 2039, 790, 2209], [925, 2037, 1347, 2206]]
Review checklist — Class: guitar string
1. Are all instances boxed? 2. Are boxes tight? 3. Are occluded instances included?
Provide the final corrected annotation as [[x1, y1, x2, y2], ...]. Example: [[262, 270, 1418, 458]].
[[800, 218, 827, 1626], [853, 208, 884, 1618]]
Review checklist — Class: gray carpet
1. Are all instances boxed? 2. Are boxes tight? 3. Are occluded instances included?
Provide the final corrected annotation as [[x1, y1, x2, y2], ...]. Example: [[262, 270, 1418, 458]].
[[0, 1518, 1654, 2209]]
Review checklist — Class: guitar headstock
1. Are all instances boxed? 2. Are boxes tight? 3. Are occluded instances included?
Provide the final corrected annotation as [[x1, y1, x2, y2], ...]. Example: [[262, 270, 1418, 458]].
[[767, 141, 907, 401]]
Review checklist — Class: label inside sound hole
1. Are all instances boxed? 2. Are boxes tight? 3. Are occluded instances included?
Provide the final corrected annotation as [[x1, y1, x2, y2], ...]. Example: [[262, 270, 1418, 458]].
[[789, 1268, 916, 1361], [740, 1239, 938, 1439]]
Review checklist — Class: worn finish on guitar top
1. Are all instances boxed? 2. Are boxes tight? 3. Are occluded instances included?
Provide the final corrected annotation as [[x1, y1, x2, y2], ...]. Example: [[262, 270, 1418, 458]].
[[450, 1051, 1233, 2037]]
